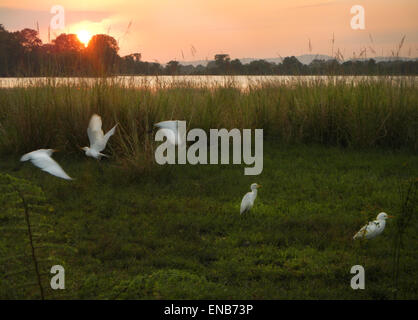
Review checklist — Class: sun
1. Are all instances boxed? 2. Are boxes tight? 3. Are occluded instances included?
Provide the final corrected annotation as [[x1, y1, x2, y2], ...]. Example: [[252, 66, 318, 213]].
[[77, 30, 92, 47]]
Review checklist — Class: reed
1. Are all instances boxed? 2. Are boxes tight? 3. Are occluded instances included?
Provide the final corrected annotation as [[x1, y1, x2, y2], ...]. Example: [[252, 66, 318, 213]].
[[0, 77, 416, 167]]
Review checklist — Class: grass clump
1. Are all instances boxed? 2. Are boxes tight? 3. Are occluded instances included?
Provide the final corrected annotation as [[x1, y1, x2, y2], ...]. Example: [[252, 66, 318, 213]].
[[0, 77, 416, 167]]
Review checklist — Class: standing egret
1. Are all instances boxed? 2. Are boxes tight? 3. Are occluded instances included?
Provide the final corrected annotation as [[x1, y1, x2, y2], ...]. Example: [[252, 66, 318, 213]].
[[353, 212, 394, 240], [154, 120, 183, 146], [240, 183, 261, 214], [20, 149, 73, 180], [82, 114, 117, 159]]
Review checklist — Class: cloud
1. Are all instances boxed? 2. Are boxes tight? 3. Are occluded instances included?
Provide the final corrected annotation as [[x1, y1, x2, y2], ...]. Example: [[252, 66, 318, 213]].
[[0, 7, 112, 33]]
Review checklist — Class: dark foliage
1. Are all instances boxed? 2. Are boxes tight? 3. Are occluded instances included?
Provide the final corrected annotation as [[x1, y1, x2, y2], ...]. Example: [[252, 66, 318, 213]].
[[0, 24, 417, 76]]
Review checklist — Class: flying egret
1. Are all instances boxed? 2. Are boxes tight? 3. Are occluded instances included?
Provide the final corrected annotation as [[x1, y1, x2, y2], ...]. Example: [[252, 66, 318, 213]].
[[240, 183, 261, 214], [353, 212, 394, 240], [20, 149, 73, 180], [154, 120, 183, 146], [82, 114, 117, 159]]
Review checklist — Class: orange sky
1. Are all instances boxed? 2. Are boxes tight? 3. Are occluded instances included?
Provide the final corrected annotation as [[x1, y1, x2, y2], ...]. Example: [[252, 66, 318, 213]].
[[1, 0, 417, 62]]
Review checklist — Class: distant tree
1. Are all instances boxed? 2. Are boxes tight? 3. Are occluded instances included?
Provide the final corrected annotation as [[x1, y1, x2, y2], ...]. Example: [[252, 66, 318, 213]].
[[279, 56, 305, 74], [179, 64, 195, 75], [131, 53, 141, 62], [247, 59, 275, 75], [14, 28, 42, 52], [230, 59, 243, 74], [49, 34, 85, 75], [147, 62, 163, 75], [367, 58, 377, 74], [0, 24, 14, 75], [7, 28, 43, 75], [309, 59, 327, 74], [0, 22, 417, 76], [192, 64, 206, 75], [52, 34, 84, 53], [212, 54, 231, 74], [324, 59, 341, 74], [215, 54, 230, 63], [120, 53, 143, 74], [165, 60, 180, 74], [86, 34, 120, 74], [40, 44, 54, 55]]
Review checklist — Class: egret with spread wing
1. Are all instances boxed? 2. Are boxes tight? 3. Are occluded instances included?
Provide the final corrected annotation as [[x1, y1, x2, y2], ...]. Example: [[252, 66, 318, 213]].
[[240, 183, 261, 214], [82, 114, 117, 159], [20, 149, 73, 180]]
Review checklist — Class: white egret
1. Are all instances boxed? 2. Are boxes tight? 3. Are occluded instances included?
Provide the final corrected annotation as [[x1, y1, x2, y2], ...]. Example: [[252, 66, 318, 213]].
[[353, 212, 394, 240], [240, 183, 261, 214], [20, 149, 73, 180], [154, 120, 183, 146], [82, 114, 117, 159]]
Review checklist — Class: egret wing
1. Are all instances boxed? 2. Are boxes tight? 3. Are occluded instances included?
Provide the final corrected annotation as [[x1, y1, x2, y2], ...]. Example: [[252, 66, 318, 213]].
[[240, 192, 252, 214], [354, 221, 376, 239], [353, 225, 367, 239], [30, 153, 72, 180], [155, 121, 180, 145], [20, 150, 36, 162], [98, 124, 117, 152], [154, 120, 177, 131], [87, 114, 104, 148]]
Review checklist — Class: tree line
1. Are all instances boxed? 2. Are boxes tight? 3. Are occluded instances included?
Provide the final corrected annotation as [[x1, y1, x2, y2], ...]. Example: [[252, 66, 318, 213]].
[[1, 25, 417, 76]]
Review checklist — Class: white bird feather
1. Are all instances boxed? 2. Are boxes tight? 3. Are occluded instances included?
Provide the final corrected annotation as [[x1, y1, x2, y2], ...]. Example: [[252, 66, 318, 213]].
[[83, 114, 117, 159], [154, 120, 183, 146], [20, 149, 72, 180], [353, 212, 392, 240], [240, 183, 261, 214]]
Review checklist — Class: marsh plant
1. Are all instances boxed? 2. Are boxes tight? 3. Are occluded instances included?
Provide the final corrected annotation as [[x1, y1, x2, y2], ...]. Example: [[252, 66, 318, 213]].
[[0, 174, 75, 299], [0, 77, 416, 172], [392, 178, 417, 299]]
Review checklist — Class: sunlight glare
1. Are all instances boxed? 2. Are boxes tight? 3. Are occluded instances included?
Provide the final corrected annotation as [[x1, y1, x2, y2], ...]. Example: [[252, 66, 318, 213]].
[[77, 30, 92, 47]]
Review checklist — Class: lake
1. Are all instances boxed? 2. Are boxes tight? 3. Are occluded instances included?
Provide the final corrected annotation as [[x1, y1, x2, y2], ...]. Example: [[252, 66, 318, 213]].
[[0, 75, 415, 89]]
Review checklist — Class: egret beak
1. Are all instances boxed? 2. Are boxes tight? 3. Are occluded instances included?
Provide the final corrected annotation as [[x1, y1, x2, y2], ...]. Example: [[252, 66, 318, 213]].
[[388, 215, 395, 218], [257, 184, 262, 188], [52, 149, 59, 153]]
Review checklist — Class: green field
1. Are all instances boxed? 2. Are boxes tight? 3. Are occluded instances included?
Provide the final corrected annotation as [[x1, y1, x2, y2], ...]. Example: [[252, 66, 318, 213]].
[[0, 79, 417, 299]]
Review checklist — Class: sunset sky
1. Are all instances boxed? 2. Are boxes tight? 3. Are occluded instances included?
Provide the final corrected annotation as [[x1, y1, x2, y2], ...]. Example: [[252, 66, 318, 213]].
[[0, 0, 417, 62]]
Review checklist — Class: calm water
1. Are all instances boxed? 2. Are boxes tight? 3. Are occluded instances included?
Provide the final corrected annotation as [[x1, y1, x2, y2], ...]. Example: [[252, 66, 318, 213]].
[[0, 75, 415, 89]]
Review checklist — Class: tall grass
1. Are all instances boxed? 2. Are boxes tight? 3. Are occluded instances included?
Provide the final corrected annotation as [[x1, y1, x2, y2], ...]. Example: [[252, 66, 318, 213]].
[[0, 77, 416, 168], [392, 178, 417, 299]]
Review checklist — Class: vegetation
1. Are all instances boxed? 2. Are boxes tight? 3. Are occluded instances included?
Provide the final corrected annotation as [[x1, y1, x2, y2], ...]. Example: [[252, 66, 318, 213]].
[[392, 178, 417, 299], [0, 174, 75, 299], [1, 24, 417, 76], [0, 78, 416, 160], [0, 144, 416, 299], [0, 79, 417, 299]]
